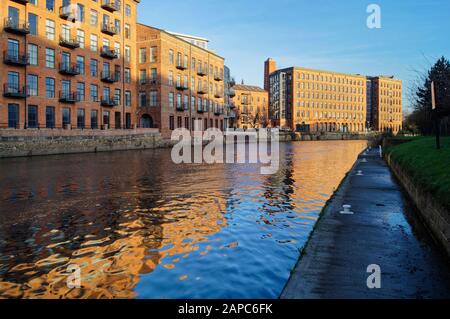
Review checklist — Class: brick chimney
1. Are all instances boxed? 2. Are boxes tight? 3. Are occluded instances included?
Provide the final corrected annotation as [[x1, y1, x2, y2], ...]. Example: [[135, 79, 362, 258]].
[[264, 58, 277, 91]]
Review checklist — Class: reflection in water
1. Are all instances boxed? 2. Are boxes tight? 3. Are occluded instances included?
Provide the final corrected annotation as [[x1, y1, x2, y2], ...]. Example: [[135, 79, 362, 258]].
[[0, 140, 366, 298]]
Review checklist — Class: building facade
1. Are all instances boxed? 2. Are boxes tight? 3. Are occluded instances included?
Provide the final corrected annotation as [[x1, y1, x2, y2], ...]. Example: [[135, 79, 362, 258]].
[[136, 24, 226, 136], [230, 84, 268, 129], [367, 76, 402, 133], [268, 65, 367, 132], [1, 0, 140, 130]]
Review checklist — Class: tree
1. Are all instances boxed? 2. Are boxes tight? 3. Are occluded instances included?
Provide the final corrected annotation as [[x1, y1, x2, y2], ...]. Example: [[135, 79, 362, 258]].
[[412, 56, 450, 134]]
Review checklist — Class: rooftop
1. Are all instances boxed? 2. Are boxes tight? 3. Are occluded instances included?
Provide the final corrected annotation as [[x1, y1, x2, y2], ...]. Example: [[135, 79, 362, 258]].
[[232, 84, 267, 93]]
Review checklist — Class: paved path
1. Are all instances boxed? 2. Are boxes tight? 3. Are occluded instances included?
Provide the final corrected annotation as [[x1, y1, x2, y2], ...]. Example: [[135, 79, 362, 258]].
[[281, 148, 450, 299]]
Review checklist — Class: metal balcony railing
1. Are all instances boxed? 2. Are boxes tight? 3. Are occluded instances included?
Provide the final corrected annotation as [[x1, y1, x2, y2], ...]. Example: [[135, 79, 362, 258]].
[[3, 84, 28, 98], [4, 18, 29, 35], [3, 51, 29, 66]]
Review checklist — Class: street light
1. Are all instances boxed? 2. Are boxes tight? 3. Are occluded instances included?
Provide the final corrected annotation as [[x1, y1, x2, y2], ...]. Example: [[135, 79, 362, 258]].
[[431, 81, 440, 149]]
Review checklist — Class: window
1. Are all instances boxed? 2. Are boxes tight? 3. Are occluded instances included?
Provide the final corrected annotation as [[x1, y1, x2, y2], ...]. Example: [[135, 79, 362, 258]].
[[139, 92, 146, 107], [91, 110, 98, 129], [7, 71, 19, 91], [125, 91, 131, 107], [90, 84, 98, 102], [125, 24, 130, 39], [169, 116, 174, 130], [139, 48, 146, 63], [77, 30, 85, 48], [90, 34, 98, 52], [46, 0, 55, 11], [168, 71, 173, 86], [150, 68, 157, 81], [28, 44, 38, 66], [168, 92, 174, 108], [62, 108, 71, 127], [150, 91, 158, 106], [27, 74, 38, 96], [8, 104, 19, 129], [125, 4, 131, 17], [28, 105, 38, 128], [114, 89, 121, 105], [45, 48, 55, 68], [76, 56, 85, 75], [28, 14, 38, 35], [77, 109, 85, 129], [77, 4, 85, 22], [46, 106, 55, 128], [150, 47, 157, 62], [45, 19, 55, 40], [125, 46, 131, 63], [90, 9, 98, 26], [45, 77, 55, 98], [139, 70, 146, 84], [103, 111, 110, 126], [90, 59, 98, 76], [77, 82, 85, 101], [125, 68, 131, 83], [169, 49, 174, 65]]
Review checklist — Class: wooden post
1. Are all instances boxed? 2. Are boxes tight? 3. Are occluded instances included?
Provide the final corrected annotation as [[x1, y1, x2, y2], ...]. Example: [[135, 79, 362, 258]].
[[431, 81, 440, 149]]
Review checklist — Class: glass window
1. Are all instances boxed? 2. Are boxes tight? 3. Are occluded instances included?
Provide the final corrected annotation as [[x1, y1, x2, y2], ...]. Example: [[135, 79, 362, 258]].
[[45, 19, 55, 40], [46, 0, 55, 12], [90, 59, 98, 76], [28, 44, 38, 65], [27, 74, 38, 96], [46, 106, 55, 128], [91, 110, 98, 129], [28, 105, 38, 128], [77, 109, 85, 129], [45, 48, 55, 68], [62, 108, 71, 127], [45, 77, 55, 98], [8, 104, 19, 128], [28, 14, 38, 35]]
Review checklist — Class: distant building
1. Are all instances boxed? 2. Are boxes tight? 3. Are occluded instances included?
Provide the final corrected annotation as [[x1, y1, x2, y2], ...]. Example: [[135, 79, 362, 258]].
[[166, 31, 209, 50], [230, 84, 268, 129], [265, 58, 402, 133]]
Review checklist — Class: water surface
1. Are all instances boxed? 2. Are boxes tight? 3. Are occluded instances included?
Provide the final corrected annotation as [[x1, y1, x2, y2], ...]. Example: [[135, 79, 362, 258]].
[[0, 140, 367, 298]]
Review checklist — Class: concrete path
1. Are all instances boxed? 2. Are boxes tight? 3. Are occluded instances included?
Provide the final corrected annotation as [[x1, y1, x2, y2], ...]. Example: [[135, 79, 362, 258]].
[[281, 147, 450, 299]]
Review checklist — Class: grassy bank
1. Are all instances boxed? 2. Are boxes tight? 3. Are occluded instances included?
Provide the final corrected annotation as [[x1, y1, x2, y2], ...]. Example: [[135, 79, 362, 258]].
[[386, 136, 450, 211]]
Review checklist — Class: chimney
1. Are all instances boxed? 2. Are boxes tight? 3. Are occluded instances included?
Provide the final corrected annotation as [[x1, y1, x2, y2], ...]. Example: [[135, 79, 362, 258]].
[[264, 58, 277, 91]]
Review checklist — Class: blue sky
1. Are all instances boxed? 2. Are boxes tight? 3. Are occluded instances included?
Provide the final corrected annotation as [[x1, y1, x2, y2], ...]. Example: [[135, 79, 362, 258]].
[[138, 0, 450, 112]]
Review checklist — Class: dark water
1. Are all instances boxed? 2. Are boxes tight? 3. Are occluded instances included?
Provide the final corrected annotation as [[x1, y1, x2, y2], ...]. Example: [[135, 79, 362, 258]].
[[0, 140, 367, 298]]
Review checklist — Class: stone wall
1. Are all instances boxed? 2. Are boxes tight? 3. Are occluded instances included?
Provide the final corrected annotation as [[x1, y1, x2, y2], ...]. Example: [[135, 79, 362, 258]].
[[0, 129, 174, 158], [386, 155, 450, 257]]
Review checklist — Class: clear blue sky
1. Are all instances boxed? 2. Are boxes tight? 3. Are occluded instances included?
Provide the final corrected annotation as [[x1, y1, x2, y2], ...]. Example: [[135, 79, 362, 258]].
[[138, 0, 450, 113]]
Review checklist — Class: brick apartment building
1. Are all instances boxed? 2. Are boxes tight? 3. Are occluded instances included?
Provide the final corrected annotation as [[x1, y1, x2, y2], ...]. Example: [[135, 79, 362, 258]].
[[135, 24, 226, 136], [0, 0, 141, 130], [265, 58, 402, 134], [230, 84, 268, 129]]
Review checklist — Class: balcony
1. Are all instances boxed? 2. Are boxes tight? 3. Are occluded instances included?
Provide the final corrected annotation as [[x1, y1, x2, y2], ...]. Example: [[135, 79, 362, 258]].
[[197, 107, 205, 114], [101, 1, 120, 12], [197, 69, 207, 77], [176, 62, 188, 70], [101, 71, 119, 83], [3, 84, 28, 99], [176, 83, 188, 91], [11, 0, 29, 4], [197, 87, 208, 95], [59, 6, 75, 20], [229, 103, 236, 109], [101, 96, 118, 107], [59, 36, 80, 49], [4, 18, 30, 35], [214, 92, 223, 99], [59, 63, 80, 76], [59, 91, 78, 103], [3, 51, 29, 66], [241, 100, 250, 106], [214, 74, 223, 81], [176, 103, 185, 112], [101, 23, 118, 36], [100, 47, 118, 59], [214, 110, 222, 116], [228, 88, 236, 97]]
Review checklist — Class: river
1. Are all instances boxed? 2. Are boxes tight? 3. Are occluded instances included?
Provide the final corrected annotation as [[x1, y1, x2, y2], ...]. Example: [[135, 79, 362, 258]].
[[0, 140, 367, 298]]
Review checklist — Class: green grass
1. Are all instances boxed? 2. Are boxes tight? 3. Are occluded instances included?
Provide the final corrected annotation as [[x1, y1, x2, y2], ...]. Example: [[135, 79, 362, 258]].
[[386, 137, 450, 211]]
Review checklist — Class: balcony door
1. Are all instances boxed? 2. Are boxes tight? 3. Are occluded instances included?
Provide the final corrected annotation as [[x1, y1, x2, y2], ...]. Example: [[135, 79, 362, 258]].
[[7, 39, 19, 60], [62, 80, 71, 97], [7, 71, 19, 92], [8, 7, 19, 25], [62, 52, 70, 68]]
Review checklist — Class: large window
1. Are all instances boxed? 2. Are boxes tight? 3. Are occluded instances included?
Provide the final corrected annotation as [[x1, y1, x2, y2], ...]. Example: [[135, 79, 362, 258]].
[[77, 109, 85, 129], [8, 104, 19, 129], [90, 59, 98, 76], [77, 82, 85, 101], [46, 0, 55, 12], [28, 44, 38, 65], [62, 108, 71, 127], [90, 84, 98, 102], [45, 19, 55, 40], [45, 77, 55, 98], [46, 106, 55, 128], [91, 110, 98, 129], [139, 48, 146, 64], [28, 105, 38, 128], [45, 48, 55, 68], [28, 13, 38, 35], [27, 74, 38, 96], [76, 56, 85, 75]]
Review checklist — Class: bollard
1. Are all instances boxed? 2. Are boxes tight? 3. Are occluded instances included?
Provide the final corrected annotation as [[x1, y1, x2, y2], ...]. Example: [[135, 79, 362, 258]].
[[340, 204, 354, 215]]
